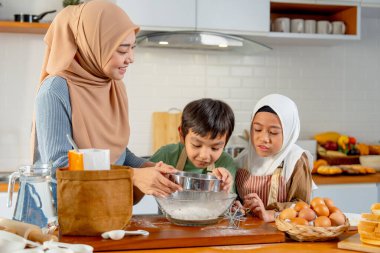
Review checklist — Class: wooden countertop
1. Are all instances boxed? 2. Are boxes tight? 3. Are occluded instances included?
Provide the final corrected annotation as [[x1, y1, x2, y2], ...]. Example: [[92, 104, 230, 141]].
[[60, 215, 285, 251], [60, 216, 357, 253], [100, 238, 356, 253], [312, 172, 380, 185]]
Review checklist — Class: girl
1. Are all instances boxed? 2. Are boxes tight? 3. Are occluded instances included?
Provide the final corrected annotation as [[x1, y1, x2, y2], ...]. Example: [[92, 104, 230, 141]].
[[235, 94, 314, 222]]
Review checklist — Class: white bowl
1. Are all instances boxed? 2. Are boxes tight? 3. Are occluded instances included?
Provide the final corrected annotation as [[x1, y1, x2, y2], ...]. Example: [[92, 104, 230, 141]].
[[360, 155, 380, 171]]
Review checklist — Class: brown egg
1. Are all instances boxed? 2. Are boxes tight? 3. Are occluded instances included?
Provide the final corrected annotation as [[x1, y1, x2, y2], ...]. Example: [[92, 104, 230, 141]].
[[314, 204, 330, 217], [329, 212, 346, 226], [294, 201, 310, 212], [310, 197, 325, 209], [290, 217, 309, 226], [298, 208, 316, 222], [323, 198, 335, 209], [329, 206, 342, 214], [314, 216, 331, 227], [279, 208, 297, 220]]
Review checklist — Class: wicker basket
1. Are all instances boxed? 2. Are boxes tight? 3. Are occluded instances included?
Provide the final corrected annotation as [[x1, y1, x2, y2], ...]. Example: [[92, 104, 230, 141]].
[[275, 217, 350, 242]]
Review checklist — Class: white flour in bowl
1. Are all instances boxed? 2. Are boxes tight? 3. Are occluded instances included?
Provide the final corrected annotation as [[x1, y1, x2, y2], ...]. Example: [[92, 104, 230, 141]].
[[169, 206, 224, 220]]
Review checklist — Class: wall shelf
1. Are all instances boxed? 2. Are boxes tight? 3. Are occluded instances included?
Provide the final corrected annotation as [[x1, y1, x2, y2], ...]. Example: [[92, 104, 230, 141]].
[[0, 21, 50, 34], [270, 2, 359, 36]]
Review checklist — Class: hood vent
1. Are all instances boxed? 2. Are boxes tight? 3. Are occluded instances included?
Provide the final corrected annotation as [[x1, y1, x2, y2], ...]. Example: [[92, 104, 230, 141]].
[[137, 31, 271, 54]]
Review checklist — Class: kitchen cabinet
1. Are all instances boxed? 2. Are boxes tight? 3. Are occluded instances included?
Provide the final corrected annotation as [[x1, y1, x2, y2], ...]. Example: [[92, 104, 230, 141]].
[[0, 192, 16, 219], [362, 0, 380, 7], [116, 0, 269, 34], [196, 0, 269, 34], [312, 183, 379, 213], [132, 195, 158, 215], [115, 0, 196, 31]]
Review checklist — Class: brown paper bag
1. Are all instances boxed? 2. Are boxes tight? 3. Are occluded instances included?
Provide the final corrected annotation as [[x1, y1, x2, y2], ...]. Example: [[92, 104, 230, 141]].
[[56, 165, 133, 236]]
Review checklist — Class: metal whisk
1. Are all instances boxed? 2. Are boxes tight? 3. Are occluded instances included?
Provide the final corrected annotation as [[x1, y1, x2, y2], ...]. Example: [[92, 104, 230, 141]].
[[225, 207, 246, 229]]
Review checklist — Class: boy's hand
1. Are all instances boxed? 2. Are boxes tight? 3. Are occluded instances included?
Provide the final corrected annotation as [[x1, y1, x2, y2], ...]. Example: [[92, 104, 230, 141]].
[[243, 193, 275, 222], [212, 167, 232, 192]]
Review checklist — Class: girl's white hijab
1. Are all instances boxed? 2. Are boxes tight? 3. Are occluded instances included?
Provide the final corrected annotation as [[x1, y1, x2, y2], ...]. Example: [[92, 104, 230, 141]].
[[239, 94, 313, 183]]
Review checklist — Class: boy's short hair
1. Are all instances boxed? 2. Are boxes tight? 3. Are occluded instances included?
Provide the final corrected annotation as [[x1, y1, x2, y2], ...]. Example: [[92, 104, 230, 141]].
[[181, 98, 235, 144]]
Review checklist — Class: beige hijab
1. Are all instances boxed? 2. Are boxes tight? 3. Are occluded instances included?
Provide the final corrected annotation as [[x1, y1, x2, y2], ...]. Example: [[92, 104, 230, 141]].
[[32, 0, 140, 163]]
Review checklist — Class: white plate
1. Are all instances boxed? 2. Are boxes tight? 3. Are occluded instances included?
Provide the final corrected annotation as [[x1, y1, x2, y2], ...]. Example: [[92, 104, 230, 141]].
[[344, 213, 361, 227]]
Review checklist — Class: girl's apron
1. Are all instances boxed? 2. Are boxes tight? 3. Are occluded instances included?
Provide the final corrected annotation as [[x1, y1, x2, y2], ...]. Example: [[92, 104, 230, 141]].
[[235, 163, 287, 207], [175, 148, 215, 172]]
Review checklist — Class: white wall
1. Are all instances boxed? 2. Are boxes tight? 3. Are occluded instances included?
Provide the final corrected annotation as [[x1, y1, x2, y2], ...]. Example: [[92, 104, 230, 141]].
[[0, 17, 380, 171]]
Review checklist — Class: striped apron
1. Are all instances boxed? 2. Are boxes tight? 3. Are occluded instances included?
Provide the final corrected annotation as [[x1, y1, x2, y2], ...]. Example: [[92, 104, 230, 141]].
[[235, 164, 286, 207]]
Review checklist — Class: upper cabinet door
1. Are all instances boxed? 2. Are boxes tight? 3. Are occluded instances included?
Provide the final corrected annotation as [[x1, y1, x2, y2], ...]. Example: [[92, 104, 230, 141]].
[[316, 0, 359, 4], [196, 0, 270, 33], [361, 0, 380, 7], [116, 0, 196, 30]]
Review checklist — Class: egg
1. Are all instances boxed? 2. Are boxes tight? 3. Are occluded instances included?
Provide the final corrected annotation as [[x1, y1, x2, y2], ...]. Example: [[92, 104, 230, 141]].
[[298, 208, 316, 222], [314, 216, 331, 227], [310, 197, 325, 209], [329, 212, 346, 226], [314, 204, 330, 217], [279, 208, 297, 220], [329, 206, 342, 214], [294, 201, 310, 212], [290, 217, 309, 226], [323, 198, 335, 209]]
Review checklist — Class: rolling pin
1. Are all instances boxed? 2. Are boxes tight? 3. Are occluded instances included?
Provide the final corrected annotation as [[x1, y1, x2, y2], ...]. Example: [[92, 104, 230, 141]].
[[0, 217, 58, 243]]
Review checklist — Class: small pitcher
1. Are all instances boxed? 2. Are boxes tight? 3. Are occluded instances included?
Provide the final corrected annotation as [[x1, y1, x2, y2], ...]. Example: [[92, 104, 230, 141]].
[[7, 163, 57, 229]]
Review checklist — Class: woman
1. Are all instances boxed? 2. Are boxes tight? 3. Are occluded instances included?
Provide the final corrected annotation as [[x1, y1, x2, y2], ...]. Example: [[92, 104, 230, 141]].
[[32, 0, 181, 204]]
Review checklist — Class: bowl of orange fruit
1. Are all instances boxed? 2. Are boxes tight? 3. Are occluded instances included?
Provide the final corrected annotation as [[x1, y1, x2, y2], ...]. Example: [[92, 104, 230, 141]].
[[275, 197, 349, 242]]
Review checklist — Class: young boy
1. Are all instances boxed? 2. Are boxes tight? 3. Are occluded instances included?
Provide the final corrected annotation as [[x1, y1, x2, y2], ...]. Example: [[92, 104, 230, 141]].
[[150, 98, 236, 192]]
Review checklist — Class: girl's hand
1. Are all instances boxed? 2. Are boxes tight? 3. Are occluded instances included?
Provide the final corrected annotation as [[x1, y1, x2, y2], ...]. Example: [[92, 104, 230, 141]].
[[212, 167, 232, 192], [243, 193, 275, 222], [133, 161, 182, 197], [231, 200, 248, 216]]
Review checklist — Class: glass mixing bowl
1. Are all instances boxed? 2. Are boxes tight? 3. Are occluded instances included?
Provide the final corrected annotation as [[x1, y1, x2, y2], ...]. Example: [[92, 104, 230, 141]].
[[156, 191, 237, 226]]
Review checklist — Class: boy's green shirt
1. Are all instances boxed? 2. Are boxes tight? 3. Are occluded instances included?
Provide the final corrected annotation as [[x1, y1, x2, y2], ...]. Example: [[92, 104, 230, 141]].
[[150, 143, 237, 193]]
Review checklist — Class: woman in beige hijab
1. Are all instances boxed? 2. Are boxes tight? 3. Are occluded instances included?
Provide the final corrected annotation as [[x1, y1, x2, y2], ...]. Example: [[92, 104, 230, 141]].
[[32, 0, 181, 202]]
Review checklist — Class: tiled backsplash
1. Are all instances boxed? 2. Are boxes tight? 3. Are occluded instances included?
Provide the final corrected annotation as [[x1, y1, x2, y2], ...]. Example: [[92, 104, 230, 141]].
[[0, 17, 379, 171]]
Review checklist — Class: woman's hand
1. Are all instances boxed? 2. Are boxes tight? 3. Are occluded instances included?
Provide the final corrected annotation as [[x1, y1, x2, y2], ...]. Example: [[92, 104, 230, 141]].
[[212, 167, 232, 192], [243, 193, 275, 222], [133, 161, 182, 197]]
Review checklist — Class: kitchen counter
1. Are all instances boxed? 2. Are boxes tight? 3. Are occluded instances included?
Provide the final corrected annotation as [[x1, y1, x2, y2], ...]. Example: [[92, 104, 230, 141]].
[[312, 172, 380, 185], [0, 173, 378, 192]]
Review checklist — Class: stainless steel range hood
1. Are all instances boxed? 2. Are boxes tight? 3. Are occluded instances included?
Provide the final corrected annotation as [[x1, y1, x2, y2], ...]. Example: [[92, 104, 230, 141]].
[[136, 31, 271, 54]]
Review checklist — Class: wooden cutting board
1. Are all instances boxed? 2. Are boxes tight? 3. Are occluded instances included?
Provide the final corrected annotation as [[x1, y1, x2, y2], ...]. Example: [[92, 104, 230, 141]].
[[338, 233, 380, 253], [60, 215, 285, 252], [152, 111, 182, 154]]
